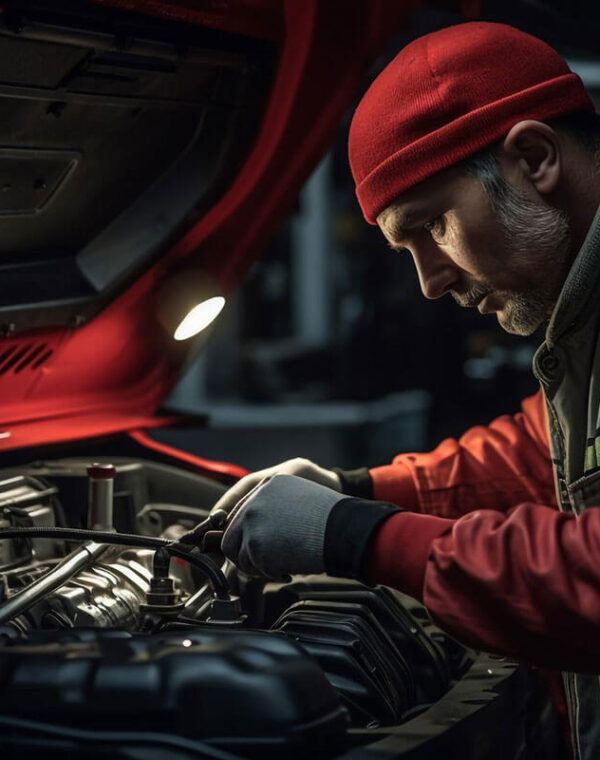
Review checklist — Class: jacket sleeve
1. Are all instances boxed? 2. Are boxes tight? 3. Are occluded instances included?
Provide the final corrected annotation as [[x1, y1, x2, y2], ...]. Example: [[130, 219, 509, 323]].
[[369, 388, 558, 516], [368, 503, 600, 672]]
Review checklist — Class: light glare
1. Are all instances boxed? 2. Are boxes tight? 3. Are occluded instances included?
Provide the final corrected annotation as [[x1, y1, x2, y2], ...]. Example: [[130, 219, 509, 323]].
[[174, 296, 226, 341]]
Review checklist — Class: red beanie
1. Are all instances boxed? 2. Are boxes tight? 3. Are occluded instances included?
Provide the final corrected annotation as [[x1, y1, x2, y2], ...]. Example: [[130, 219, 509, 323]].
[[349, 22, 594, 224]]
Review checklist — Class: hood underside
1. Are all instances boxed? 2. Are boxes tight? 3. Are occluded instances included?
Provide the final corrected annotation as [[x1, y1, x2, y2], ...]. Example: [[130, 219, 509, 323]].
[[0, 0, 414, 453]]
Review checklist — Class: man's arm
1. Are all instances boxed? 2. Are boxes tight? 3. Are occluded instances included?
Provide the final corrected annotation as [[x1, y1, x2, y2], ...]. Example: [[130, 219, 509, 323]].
[[212, 390, 554, 521], [367, 502, 600, 672], [339, 388, 557, 517], [222, 475, 600, 673]]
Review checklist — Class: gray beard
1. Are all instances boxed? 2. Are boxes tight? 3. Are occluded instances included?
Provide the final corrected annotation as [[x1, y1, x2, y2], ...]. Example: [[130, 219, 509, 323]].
[[453, 179, 572, 336]]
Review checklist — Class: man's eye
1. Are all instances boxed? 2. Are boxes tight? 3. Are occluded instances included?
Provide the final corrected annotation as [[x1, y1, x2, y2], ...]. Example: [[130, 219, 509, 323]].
[[423, 216, 446, 239]]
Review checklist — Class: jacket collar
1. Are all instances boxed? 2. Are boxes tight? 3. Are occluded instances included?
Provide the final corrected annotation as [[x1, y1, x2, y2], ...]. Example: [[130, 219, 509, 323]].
[[546, 201, 600, 347]]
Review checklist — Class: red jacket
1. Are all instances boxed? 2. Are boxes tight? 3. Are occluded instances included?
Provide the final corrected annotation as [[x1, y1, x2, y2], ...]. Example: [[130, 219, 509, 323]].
[[368, 389, 600, 673]]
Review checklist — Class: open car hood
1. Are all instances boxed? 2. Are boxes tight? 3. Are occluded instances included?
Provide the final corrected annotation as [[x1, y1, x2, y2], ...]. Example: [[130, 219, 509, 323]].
[[0, 0, 414, 454]]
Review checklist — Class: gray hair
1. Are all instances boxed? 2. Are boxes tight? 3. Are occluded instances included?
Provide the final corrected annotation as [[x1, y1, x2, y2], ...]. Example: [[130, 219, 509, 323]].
[[461, 149, 572, 252], [462, 110, 600, 188]]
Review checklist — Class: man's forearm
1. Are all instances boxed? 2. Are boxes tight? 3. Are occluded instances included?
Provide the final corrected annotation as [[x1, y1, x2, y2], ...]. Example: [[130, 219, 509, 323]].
[[340, 390, 556, 517], [367, 502, 600, 672]]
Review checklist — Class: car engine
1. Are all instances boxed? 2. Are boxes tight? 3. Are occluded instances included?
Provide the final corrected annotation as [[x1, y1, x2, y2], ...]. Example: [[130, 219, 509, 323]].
[[0, 456, 563, 759]]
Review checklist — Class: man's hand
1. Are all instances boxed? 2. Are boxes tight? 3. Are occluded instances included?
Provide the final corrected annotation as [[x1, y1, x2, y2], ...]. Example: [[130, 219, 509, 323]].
[[211, 458, 341, 518], [220, 474, 400, 580], [220, 474, 344, 578]]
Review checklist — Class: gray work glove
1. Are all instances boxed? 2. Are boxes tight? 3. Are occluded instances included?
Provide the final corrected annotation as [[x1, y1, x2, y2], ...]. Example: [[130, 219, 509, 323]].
[[211, 458, 342, 520], [221, 474, 399, 580]]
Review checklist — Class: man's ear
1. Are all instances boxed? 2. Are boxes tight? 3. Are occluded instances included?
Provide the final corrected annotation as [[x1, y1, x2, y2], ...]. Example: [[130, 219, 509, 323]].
[[500, 120, 561, 195]]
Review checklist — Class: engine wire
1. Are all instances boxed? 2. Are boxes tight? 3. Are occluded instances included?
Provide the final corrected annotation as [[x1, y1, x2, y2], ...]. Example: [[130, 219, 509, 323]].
[[0, 526, 230, 599]]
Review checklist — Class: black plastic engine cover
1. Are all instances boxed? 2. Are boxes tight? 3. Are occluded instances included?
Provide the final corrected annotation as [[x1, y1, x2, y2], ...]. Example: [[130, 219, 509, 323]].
[[0, 626, 349, 758], [266, 578, 456, 725], [274, 599, 414, 726]]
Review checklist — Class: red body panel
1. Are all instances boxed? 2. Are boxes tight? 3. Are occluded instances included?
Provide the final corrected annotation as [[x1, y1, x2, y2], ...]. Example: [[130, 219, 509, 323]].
[[0, 0, 415, 454], [92, 0, 283, 40], [129, 428, 249, 479]]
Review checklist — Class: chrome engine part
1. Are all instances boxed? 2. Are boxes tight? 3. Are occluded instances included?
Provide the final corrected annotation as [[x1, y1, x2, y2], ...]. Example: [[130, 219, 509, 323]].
[[0, 475, 61, 568], [8, 547, 157, 632], [0, 466, 199, 632]]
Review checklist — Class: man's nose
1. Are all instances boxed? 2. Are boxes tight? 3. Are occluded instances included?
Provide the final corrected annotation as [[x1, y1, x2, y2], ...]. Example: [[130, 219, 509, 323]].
[[411, 246, 458, 300]]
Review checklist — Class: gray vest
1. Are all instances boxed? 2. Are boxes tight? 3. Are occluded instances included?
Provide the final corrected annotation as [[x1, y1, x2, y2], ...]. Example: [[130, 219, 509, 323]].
[[533, 203, 600, 760]]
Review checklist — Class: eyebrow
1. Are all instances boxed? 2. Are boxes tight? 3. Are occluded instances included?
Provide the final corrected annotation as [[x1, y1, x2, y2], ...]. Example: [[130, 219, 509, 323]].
[[386, 236, 407, 252], [385, 211, 417, 250]]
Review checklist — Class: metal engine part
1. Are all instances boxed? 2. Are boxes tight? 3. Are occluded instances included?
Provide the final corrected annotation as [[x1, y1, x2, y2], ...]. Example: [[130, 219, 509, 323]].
[[6, 547, 156, 632], [0, 475, 61, 568], [0, 468, 200, 632]]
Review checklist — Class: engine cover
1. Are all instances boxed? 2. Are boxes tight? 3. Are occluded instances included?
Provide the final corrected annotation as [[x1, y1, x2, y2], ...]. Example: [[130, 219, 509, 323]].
[[0, 626, 349, 759]]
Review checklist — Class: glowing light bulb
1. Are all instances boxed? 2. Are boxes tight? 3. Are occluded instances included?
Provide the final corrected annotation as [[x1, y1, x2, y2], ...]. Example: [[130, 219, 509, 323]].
[[173, 296, 225, 341]]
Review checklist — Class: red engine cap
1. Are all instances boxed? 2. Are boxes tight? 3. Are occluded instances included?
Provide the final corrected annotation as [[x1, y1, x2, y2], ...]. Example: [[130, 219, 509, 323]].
[[87, 463, 116, 479]]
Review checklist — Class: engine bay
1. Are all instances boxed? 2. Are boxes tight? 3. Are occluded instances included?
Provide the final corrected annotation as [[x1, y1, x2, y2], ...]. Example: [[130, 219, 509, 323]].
[[0, 455, 562, 758]]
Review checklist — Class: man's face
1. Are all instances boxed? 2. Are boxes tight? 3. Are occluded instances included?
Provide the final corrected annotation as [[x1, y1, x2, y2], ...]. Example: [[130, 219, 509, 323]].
[[376, 165, 572, 335]]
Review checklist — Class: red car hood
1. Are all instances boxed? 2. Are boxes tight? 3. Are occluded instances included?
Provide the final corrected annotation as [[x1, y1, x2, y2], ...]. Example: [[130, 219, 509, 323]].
[[0, 0, 415, 454]]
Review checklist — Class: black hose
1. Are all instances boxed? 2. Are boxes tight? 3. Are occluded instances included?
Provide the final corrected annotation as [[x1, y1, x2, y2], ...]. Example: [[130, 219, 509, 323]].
[[0, 527, 230, 599], [0, 714, 244, 759]]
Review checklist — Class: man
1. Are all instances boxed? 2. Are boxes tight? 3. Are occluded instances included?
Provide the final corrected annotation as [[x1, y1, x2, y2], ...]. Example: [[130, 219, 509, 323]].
[[215, 22, 600, 759]]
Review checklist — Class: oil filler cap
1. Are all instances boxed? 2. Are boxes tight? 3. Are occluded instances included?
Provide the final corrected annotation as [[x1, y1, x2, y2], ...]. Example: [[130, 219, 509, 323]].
[[87, 463, 116, 479]]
